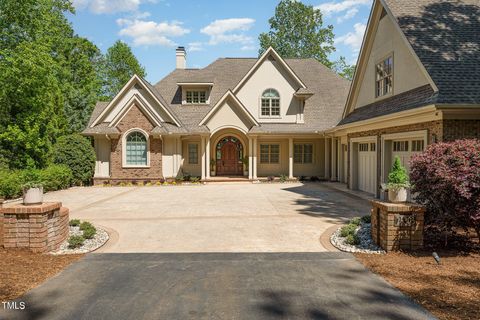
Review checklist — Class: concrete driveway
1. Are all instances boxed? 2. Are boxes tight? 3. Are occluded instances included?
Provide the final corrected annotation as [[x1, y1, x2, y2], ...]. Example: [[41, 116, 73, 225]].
[[42, 182, 371, 253]]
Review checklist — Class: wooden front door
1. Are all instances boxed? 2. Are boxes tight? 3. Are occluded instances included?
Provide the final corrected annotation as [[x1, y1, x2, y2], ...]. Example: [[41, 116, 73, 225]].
[[216, 137, 243, 176]]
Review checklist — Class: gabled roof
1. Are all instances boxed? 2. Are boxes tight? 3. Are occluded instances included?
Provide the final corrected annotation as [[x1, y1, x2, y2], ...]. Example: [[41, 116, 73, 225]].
[[383, 0, 480, 104], [199, 90, 259, 126], [232, 47, 307, 92]]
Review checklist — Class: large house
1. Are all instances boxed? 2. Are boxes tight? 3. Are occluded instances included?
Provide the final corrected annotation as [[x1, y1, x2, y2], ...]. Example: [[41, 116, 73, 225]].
[[83, 0, 480, 197], [83, 47, 350, 184]]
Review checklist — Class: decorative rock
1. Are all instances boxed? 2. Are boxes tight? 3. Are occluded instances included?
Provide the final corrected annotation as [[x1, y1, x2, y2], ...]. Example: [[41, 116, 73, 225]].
[[51, 225, 109, 255], [330, 223, 385, 254]]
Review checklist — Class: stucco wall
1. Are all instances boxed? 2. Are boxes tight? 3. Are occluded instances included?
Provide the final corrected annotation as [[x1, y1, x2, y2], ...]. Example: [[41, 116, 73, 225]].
[[205, 99, 251, 134], [236, 59, 301, 124], [181, 137, 202, 176], [355, 13, 430, 109]]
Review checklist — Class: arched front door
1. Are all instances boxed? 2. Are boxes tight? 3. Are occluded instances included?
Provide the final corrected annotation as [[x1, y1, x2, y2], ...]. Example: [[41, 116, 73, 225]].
[[216, 136, 243, 176]]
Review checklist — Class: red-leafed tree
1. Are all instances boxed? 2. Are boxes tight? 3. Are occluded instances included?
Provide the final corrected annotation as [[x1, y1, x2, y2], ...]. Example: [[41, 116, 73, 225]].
[[410, 139, 480, 242]]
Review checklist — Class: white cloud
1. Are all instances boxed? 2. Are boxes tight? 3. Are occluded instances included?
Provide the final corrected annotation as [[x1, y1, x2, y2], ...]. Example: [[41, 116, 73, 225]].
[[335, 22, 367, 53], [240, 45, 257, 51], [201, 18, 255, 45], [117, 18, 190, 47], [316, 0, 371, 22], [73, 0, 157, 14], [188, 42, 204, 52]]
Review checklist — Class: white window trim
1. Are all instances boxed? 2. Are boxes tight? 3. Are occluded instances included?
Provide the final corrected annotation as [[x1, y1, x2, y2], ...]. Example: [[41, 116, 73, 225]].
[[122, 128, 151, 168], [259, 88, 281, 119], [259, 143, 281, 165], [183, 88, 210, 105], [374, 52, 394, 101], [293, 143, 314, 164], [188, 143, 199, 165]]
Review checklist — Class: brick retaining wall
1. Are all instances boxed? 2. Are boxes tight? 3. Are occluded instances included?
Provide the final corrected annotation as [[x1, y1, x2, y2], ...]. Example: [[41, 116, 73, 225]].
[[1, 202, 69, 253]]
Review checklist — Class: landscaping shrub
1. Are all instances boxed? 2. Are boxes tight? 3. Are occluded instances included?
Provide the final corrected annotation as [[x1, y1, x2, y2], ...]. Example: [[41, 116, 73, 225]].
[[0, 170, 24, 199], [350, 217, 361, 226], [410, 139, 480, 242], [280, 174, 287, 182], [51, 134, 95, 186], [38, 165, 73, 191], [190, 176, 200, 183], [82, 226, 96, 239], [345, 233, 360, 245], [340, 224, 357, 237], [361, 215, 371, 224], [68, 235, 85, 249], [69, 219, 80, 227], [387, 156, 410, 190], [267, 176, 275, 182], [79, 221, 94, 231]]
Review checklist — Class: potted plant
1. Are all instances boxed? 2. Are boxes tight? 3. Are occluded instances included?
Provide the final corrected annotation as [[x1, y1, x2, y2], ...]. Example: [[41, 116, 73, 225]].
[[22, 182, 44, 205], [210, 159, 216, 176], [386, 156, 410, 203], [241, 157, 249, 176]]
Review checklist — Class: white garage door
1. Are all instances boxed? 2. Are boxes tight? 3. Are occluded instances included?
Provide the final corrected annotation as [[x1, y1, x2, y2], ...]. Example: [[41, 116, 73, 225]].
[[391, 140, 424, 174], [357, 142, 377, 194]]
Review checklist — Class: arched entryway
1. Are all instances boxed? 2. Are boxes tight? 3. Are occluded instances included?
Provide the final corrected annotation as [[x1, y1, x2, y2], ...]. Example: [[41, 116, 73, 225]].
[[215, 136, 243, 176]]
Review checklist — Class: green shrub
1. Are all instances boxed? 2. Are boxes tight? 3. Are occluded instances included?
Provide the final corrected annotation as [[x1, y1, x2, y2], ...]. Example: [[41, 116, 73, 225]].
[[69, 219, 81, 227], [68, 235, 85, 249], [39, 165, 73, 191], [340, 224, 357, 237], [350, 217, 361, 226], [280, 174, 287, 182], [82, 226, 96, 239], [79, 221, 94, 231], [190, 176, 200, 183], [52, 134, 95, 186], [345, 233, 360, 245], [361, 215, 371, 224], [387, 156, 410, 190], [0, 170, 24, 199]]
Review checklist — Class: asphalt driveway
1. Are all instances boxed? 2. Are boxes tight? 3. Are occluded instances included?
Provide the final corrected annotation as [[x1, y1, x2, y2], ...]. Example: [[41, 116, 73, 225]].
[[2, 252, 434, 320], [41, 182, 372, 253]]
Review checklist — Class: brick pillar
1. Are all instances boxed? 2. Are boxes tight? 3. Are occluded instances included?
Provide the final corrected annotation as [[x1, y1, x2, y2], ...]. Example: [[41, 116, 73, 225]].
[[370, 200, 425, 251]]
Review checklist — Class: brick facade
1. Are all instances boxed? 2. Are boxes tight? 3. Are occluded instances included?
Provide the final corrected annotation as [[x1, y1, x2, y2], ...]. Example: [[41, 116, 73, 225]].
[[103, 104, 164, 184], [442, 119, 480, 141], [0, 198, 4, 247], [371, 200, 425, 251], [1, 202, 69, 253]]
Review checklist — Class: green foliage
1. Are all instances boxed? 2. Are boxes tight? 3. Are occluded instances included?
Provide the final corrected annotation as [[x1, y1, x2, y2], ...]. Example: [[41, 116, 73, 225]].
[[190, 176, 200, 183], [340, 224, 357, 237], [280, 174, 288, 182], [68, 235, 85, 249], [38, 165, 73, 191], [79, 221, 94, 231], [333, 56, 356, 81], [102, 40, 146, 100], [51, 134, 95, 185], [361, 215, 371, 224], [387, 156, 410, 189], [82, 224, 96, 239], [69, 219, 81, 227], [259, 0, 335, 68], [349, 217, 361, 226], [0, 165, 72, 199], [345, 233, 360, 245]]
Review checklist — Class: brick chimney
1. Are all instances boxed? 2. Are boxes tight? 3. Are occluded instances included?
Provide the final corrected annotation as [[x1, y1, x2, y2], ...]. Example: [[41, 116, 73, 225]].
[[176, 46, 186, 69]]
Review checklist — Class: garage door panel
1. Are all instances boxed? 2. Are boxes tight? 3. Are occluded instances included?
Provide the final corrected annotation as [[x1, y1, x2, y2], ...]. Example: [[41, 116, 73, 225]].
[[357, 142, 376, 195]]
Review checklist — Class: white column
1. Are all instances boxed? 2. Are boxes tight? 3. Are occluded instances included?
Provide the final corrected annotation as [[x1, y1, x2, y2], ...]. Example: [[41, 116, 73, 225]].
[[324, 137, 330, 180], [288, 138, 294, 179], [201, 137, 206, 180], [205, 136, 211, 179], [253, 137, 258, 179], [331, 138, 337, 181], [248, 137, 253, 179]]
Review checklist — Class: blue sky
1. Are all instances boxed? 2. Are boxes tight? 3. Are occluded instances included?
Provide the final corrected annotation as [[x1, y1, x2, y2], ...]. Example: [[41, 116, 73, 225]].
[[69, 0, 373, 83]]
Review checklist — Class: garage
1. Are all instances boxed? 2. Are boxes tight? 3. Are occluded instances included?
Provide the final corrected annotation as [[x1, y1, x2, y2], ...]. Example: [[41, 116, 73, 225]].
[[391, 139, 425, 174], [350, 137, 377, 195]]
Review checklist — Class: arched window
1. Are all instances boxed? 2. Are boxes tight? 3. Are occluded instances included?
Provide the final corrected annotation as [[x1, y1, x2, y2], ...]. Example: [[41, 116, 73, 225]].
[[125, 131, 148, 166], [261, 89, 280, 117]]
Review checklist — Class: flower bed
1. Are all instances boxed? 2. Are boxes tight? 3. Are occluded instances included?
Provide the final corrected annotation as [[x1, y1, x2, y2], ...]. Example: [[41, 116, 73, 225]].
[[330, 216, 385, 254], [51, 220, 109, 255]]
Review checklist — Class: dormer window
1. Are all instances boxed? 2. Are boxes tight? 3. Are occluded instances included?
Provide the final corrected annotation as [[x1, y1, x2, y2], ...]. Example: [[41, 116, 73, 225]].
[[261, 89, 280, 117], [375, 55, 393, 97], [186, 90, 207, 104]]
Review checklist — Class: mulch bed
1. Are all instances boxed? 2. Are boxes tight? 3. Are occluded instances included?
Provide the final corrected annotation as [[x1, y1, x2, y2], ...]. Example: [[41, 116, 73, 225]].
[[355, 251, 480, 320], [0, 249, 83, 301]]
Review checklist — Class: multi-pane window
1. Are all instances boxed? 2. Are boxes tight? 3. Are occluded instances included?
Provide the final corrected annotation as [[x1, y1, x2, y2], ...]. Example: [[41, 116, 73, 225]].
[[260, 144, 280, 164], [126, 132, 147, 166], [294, 144, 313, 164], [370, 143, 376, 152], [375, 56, 393, 97], [261, 89, 280, 117], [188, 144, 198, 164], [186, 90, 207, 104], [393, 141, 409, 152], [359, 143, 369, 152], [411, 140, 425, 152]]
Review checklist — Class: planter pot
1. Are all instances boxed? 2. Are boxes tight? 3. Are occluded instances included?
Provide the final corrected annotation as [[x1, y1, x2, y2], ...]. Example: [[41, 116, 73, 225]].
[[211, 171, 216, 177], [23, 187, 44, 205], [388, 187, 407, 203], [243, 171, 248, 176]]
